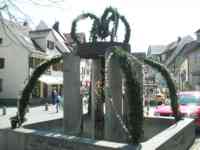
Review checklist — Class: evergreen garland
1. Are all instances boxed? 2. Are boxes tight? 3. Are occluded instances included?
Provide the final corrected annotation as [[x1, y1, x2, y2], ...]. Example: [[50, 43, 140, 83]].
[[10, 56, 63, 128], [105, 47, 143, 144], [100, 7, 119, 41], [143, 58, 181, 121], [105, 47, 181, 143], [113, 48, 143, 144], [100, 57, 105, 102], [120, 16, 131, 44], [71, 13, 100, 45], [70, 7, 131, 44]]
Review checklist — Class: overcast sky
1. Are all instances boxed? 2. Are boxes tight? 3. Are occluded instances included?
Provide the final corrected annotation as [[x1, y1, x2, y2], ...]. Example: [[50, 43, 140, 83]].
[[16, 0, 200, 52]]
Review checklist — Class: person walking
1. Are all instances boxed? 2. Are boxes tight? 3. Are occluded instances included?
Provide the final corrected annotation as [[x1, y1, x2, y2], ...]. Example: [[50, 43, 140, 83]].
[[51, 90, 57, 105], [55, 93, 61, 113]]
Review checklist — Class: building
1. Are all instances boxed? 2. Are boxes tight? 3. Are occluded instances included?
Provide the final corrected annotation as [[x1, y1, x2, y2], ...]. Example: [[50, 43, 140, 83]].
[[148, 35, 194, 90], [180, 30, 200, 90], [147, 45, 166, 62], [147, 45, 167, 90], [161, 36, 193, 90], [0, 18, 69, 106]]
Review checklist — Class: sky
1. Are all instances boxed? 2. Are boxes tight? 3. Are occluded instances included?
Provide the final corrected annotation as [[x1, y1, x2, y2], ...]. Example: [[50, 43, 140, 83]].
[[9, 0, 200, 52]]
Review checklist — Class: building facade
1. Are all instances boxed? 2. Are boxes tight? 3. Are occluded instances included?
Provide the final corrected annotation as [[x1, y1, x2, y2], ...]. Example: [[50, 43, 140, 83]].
[[0, 18, 69, 105]]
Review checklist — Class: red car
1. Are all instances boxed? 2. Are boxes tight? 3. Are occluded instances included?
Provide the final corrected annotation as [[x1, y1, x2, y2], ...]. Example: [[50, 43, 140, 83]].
[[154, 91, 200, 128]]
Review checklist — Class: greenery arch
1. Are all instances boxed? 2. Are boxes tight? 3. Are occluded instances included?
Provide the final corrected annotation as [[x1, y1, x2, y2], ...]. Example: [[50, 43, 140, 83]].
[[10, 56, 63, 128], [71, 13, 100, 44], [105, 47, 181, 144], [143, 58, 181, 121], [105, 47, 143, 144]]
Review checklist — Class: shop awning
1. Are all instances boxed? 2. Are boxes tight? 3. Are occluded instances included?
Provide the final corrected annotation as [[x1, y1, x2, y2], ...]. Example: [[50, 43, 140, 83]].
[[39, 75, 63, 85]]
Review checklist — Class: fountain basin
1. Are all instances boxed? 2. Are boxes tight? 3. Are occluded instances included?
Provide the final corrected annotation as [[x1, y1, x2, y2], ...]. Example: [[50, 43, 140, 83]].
[[1, 117, 195, 150]]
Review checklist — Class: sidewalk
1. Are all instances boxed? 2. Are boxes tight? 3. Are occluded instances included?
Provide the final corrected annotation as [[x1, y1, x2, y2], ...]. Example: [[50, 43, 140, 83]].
[[0, 105, 63, 129]]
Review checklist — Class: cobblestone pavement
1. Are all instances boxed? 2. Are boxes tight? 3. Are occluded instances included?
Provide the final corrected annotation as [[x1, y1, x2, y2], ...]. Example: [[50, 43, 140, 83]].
[[0, 105, 63, 129], [189, 133, 200, 150]]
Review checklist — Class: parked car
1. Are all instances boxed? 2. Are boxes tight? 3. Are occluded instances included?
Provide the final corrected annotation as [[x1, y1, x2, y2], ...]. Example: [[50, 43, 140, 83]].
[[154, 91, 200, 128]]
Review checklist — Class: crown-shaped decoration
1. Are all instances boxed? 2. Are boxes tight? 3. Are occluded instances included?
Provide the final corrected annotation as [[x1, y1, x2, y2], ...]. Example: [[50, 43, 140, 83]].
[[70, 7, 131, 45]]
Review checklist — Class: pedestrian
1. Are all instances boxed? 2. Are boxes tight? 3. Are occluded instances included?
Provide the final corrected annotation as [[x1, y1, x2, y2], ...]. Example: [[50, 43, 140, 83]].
[[55, 93, 61, 113], [51, 90, 57, 105]]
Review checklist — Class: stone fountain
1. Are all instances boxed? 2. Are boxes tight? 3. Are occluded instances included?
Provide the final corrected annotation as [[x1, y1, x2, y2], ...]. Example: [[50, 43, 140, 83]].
[[0, 7, 195, 150]]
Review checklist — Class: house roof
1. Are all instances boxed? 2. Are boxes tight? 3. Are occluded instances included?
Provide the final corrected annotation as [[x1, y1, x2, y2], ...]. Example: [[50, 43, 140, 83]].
[[1, 18, 71, 58], [162, 41, 178, 54], [165, 35, 194, 66], [51, 29, 71, 54], [0, 18, 49, 57], [30, 25, 71, 56], [182, 41, 200, 56], [147, 45, 166, 56], [29, 29, 51, 40], [7, 22, 47, 55], [195, 29, 200, 33], [29, 29, 51, 33]]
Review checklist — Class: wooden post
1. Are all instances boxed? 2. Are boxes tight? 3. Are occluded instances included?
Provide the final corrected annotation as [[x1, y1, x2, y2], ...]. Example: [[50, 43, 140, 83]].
[[2, 106, 6, 115]]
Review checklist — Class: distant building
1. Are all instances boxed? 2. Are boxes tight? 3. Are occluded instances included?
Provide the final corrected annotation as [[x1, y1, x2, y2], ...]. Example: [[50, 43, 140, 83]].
[[146, 45, 166, 89], [146, 36, 194, 90], [180, 30, 200, 90], [161, 36, 193, 90], [147, 45, 166, 62]]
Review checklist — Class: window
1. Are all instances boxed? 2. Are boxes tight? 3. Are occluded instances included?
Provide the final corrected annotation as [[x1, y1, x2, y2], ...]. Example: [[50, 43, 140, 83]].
[[47, 40, 54, 49], [32, 81, 40, 97], [0, 58, 5, 69], [52, 63, 63, 71], [0, 79, 2, 92], [53, 64, 58, 71]]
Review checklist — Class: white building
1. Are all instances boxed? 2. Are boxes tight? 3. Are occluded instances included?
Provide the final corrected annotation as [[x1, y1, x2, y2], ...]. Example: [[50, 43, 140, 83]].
[[0, 17, 69, 105]]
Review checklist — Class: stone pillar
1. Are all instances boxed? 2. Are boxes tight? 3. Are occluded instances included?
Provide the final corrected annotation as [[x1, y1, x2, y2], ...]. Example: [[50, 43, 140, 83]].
[[105, 57, 126, 142], [91, 59, 104, 139], [63, 54, 81, 135]]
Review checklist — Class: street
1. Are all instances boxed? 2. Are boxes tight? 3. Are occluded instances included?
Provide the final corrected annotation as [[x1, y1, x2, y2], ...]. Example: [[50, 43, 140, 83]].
[[189, 133, 200, 150]]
